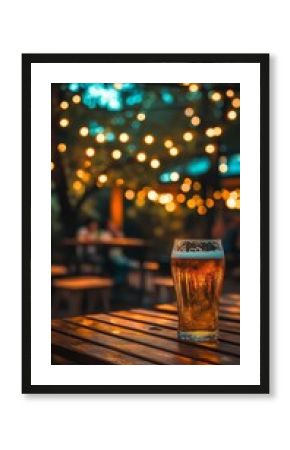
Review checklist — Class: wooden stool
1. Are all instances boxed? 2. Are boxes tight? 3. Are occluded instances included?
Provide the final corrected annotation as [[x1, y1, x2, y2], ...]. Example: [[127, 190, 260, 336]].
[[51, 265, 68, 277], [153, 276, 174, 302], [52, 276, 113, 316]]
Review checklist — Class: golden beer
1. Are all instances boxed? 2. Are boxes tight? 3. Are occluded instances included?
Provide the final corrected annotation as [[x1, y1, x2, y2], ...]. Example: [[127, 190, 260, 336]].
[[171, 239, 224, 341]]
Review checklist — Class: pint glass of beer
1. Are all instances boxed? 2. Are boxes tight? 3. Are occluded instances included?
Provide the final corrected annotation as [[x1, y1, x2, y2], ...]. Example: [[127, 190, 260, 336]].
[[171, 239, 224, 341]]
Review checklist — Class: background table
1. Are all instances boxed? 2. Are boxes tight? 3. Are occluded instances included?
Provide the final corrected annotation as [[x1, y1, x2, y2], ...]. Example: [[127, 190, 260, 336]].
[[51, 295, 240, 365]]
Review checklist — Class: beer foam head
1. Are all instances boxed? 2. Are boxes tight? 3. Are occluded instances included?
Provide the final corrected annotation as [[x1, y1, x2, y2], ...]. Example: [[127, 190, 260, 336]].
[[171, 239, 224, 259]]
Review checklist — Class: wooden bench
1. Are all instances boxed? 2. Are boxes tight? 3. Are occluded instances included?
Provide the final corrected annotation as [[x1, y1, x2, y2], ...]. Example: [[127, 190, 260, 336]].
[[52, 276, 113, 316], [51, 264, 68, 277]]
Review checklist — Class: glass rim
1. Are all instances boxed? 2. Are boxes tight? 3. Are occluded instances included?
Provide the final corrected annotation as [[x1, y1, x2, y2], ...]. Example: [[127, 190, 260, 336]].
[[173, 238, 222, 243]]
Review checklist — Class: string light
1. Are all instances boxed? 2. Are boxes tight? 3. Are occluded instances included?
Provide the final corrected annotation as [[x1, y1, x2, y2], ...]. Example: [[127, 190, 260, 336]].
[[184, 178, 192, 184], [227, 110, 237, 120], [170, 172, 180, 182], [159, 193, 173, 204], [112, 149, 122, 159], [72, 94, 81, 104], [169, 147, 179, 156], [98, 174, 108, 184], [59, 118, 69, 127], [176, 193, 186, 203], [193, 181, 201, 191], [51, 162, 55, 170], [136, 152, 147, 162], [184, 107, 194, 117], [60, 101, 69, 110], [205, 144, 215, 154], [214, 126, 222, 136], [72, 180, 83, 192], [181, 183, 191, 193], [85, 147, 95, 157], [119, 132, 129, 143], [226, 197, 236, 209], [148, 190, 158, 201], [114, 83, 123, 90], [57, 143, 67, 153], [205, 128, 215, 137], [115, 178, 124, 186], [96, 133, 105, 143], [232, 98, 240, 108], [165, 202, 176, 212], [211, 92, 222, 102], [144, 134, 154, 144], [79, 126, 89, 136], [191, 116, 201, 126], [150, 158, 160, 169], [164, 139, 173, 148], [226, 89, 235, 98], [137, 112, 146, 121], [183, 131, 194, 142], [213, 191, 221, 200], [219, 163, 228, 173], [197, 205, 207, 215], [186, 198, 196, 209], [83, 160, 91, 168], [125, 189, 135, 200], [206, 198, 215, 208], [189, 84, 199, 92]]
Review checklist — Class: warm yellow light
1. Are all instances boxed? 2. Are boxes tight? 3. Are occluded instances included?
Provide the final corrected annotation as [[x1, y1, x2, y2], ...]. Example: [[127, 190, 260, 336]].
[[219, 163, 228, 173], [197, 205, 207, 215], [115, 178, 124, 186], [226, 89, 235, 98], [184, 177, 192, 185], [119, 132, 129, 143], [83, 160, 91, 168], [76, 169, 85, 179], [165, 201, 176, 212], [96, 133, 105, 143], [60, 101, 69, 110], [72, 94, 81, 104], [236, 199, 240, 209], [125, 189, 135, 200], [98, 174, 108, 184], [59, 118, 69, 127], [137, 112, 146, 121], [144, 134, 154, 145], [193, 181, 201, 191], [227, 110, 237, 120], [176, 193, 186, 203], [85, 147, 95, 157], [191, 116, 201, 126], [112, 149, 122, 160], [72, 180, 83, 192], [205, 128, 215, 137], [206, 198, 215, 208], [51, 162, 55, 170], [164, 139, 173, 149], [159, 193, 173, 205], [211, 92, 222, 101], [150, 158, 160, 169], [114, 83, 123, 90], [205, 144, 215, 154], [79, 126, 89, 136], [213, 190, 221, 200], [186, 198, 196, 209], [232, 98, 240, 108], [184, 107, 194, 117], [181, 183, 191, 193], [135, 197, 145, 207], [57, 143, 67, 153], [169, 147, 179, 156], [226, 197, 236, 209], [189, 84, 199, 92], [136, 152, 147, 162], [170, 172, 180, 182], [230, 190, 238, 199], [183, 131, 193, 142], [148, 190, 158, 201], [214, 126, 222, 136]]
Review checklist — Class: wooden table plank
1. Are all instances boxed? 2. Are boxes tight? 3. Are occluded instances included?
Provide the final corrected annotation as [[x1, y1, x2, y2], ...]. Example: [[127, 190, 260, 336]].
[[112, 310, 240, 335], [52, 331, 152, 365], [52, 320, 206, 365], [66, 316, 238, 364]]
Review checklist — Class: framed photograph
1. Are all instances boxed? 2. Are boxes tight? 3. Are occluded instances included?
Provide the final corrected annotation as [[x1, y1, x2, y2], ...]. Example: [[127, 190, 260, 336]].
[[22, 53, 269, 394]]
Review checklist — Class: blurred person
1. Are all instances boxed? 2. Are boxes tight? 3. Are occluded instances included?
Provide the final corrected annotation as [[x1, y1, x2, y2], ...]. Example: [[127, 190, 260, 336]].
[[76, 219, 103, 270]]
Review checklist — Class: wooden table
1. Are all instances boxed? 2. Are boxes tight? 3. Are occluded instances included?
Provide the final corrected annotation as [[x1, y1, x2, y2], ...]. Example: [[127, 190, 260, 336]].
[[52, 295, 240, 365]]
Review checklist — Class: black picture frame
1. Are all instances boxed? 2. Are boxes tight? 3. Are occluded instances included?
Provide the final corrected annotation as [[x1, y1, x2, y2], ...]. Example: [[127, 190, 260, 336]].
[[22, 53, 269, 394]]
